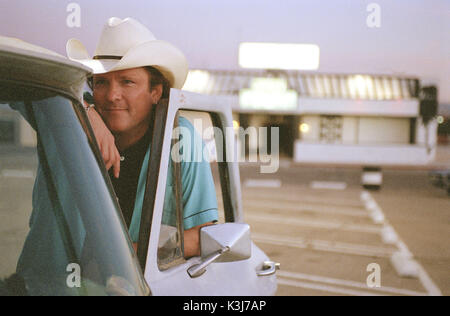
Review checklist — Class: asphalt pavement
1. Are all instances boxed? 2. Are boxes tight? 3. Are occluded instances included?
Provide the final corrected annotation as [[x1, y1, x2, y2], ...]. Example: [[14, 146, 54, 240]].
[[237, 145, 450, 296]]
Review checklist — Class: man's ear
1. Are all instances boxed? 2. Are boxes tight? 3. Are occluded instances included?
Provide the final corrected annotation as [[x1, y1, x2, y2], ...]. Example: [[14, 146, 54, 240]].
[[151, 84, 163, 104]]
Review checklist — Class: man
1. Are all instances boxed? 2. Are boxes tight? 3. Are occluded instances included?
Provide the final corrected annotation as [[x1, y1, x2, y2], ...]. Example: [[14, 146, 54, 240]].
[[67, 17, 218, 258]]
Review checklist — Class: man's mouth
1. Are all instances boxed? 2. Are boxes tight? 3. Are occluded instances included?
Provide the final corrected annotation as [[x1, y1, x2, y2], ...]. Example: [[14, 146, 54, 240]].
[[103, 108, 127, 111]]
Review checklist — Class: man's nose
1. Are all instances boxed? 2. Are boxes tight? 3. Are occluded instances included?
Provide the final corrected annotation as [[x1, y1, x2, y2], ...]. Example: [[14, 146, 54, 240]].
[[106, 80, 122, 102]]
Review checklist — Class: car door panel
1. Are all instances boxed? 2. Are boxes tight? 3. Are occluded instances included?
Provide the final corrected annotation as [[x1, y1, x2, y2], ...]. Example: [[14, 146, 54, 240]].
[[149, 242, 276, 296], [142, 89, 278, 295]]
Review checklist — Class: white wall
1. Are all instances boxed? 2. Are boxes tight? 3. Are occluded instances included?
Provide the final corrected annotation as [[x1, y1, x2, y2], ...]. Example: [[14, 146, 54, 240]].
[[19, 117, 37, 147], [294, 142, 435, 165], [300, 115, 412, 145], [358, 117, 410, 145], [298, 99, 419, 117], [342, 117, 358, 144], [300, 116, 320, 142]]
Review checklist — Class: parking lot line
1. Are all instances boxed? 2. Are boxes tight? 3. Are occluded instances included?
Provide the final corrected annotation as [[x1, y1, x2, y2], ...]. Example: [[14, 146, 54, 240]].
[[277, 277, 382, 296], [244, 200, 369, 218], [244, 179, 282, 188], [361, 191, 443, 296], [242, 181, 444, 296], [310, 181, 347, 190], [243, 190, 364, 208], [253, 233, 395, 258], [277, 270, 427, 296], [0, 169, 34, 179], [246, 213, 382, 234], [416, 264, 443, 296]]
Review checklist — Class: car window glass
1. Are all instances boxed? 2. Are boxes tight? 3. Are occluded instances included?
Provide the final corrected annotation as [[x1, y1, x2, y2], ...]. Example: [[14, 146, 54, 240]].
[[1, 96, 148, 296], [0, 103, 36, 295], [157, 116, 185, 270], [157, 110, 228, 271], [177, 110, 229, 223]]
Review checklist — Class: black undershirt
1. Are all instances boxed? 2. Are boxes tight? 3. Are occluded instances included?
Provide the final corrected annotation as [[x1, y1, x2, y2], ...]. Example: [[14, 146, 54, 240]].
[[109, 129, 151, 227]]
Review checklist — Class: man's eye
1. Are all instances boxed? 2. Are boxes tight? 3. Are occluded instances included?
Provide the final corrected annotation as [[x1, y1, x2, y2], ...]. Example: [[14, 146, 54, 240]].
[[123, 79, 135, 85], [93, 79, 106, 86]]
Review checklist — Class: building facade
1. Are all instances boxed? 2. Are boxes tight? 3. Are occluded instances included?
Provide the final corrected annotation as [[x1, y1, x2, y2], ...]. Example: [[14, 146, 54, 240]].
[[183, 69, 438, 166], [0, 103, 36, 148]]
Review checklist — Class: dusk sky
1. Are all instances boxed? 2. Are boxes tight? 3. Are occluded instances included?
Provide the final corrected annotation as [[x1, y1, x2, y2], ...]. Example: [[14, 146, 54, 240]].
[[1, 0, 449, 106]]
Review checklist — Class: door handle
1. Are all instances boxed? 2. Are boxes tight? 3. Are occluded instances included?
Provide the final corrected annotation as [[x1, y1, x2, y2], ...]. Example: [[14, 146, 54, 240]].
[[187, 246, 230, 278], [257, 261, 280, 276]]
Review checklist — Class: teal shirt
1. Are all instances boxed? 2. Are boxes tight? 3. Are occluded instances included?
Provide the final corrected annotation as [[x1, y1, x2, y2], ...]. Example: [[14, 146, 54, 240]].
[[129, 116, 219, 242]]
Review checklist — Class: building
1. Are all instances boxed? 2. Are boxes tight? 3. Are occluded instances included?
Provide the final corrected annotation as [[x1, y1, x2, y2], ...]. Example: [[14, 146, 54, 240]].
[[0, 103, 36, 147], [183, 69, 438, 167]]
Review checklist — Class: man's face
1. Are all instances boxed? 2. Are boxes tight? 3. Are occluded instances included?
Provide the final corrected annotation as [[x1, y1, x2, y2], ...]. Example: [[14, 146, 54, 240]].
[[92, 67, 160, 137]]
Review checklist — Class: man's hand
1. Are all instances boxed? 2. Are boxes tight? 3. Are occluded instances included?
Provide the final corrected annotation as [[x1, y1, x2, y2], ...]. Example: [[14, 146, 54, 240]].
[[131, 222, 215, 257], [85, 101, 121, 178], [184, 222, 215, 258]]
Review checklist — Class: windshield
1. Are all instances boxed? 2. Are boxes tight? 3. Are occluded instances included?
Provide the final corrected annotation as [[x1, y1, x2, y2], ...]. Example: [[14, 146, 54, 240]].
[[0, 91, 149, 296]]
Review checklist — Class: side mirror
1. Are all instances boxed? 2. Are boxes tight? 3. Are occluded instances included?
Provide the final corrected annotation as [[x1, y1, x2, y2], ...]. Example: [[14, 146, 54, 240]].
[[187, 223, 251, 278]]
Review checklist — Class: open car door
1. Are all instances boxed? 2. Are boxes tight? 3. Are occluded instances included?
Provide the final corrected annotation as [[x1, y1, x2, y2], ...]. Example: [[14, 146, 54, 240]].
[[137, 89, 278, 295]]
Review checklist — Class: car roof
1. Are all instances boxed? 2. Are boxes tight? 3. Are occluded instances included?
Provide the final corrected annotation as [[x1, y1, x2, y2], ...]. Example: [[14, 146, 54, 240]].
[[0, 36, 92, 102]]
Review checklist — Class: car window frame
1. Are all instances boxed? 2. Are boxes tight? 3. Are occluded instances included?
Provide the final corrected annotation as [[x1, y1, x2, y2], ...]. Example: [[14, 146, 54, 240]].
[[155, 111, 187, 271], [137, 89, 244, 278]]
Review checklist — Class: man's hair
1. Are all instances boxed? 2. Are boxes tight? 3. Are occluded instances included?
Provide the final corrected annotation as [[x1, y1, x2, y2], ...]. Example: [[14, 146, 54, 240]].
[[87, 66, 170, 99], [144, 66, 170, 99]]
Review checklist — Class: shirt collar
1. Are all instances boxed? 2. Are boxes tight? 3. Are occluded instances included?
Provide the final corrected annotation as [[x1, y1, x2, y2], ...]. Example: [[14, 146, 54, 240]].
[[120, 128, 152, 161]]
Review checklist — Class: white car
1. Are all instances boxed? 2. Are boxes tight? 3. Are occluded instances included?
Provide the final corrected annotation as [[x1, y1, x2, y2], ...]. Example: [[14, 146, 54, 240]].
[[0, 37, 278, 296]]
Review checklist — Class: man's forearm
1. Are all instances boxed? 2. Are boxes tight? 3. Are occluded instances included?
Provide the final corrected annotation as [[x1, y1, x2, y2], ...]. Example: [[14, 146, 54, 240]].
[[131, 222, 214, 258], [184, 222, 214, 258], [183, 225, 202, 258]]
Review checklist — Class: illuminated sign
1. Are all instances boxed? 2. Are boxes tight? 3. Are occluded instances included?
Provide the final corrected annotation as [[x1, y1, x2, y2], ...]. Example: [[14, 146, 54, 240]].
[[239, 77, 298, 110]]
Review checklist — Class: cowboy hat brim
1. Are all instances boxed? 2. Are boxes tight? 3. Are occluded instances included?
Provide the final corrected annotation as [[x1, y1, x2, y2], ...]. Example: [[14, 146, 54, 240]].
[[66, 38, 188, 89]]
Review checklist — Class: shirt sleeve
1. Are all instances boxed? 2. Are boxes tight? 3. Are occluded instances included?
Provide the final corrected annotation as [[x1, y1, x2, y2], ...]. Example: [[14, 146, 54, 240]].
[[162, 116, 219, 230]]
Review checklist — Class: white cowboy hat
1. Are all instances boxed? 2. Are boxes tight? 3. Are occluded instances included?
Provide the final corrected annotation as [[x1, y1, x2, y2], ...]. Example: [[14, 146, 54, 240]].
[[66, 17, 188, 89]]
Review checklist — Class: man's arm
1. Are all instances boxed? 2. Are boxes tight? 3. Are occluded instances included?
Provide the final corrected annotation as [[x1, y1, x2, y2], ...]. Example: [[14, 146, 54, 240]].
[[176, 117, 220, 258], [131, 221, 214, 257], [183, 221, 215, 258], [84, 102, 121, 178]]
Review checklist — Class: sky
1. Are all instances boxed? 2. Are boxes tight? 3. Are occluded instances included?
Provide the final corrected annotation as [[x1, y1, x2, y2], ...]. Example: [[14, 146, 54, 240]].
[[0, 0, 449, 107]]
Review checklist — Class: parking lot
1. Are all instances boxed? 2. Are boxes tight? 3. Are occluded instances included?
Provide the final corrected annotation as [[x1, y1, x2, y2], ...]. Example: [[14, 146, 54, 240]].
[[238, 148, 450, 296]]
